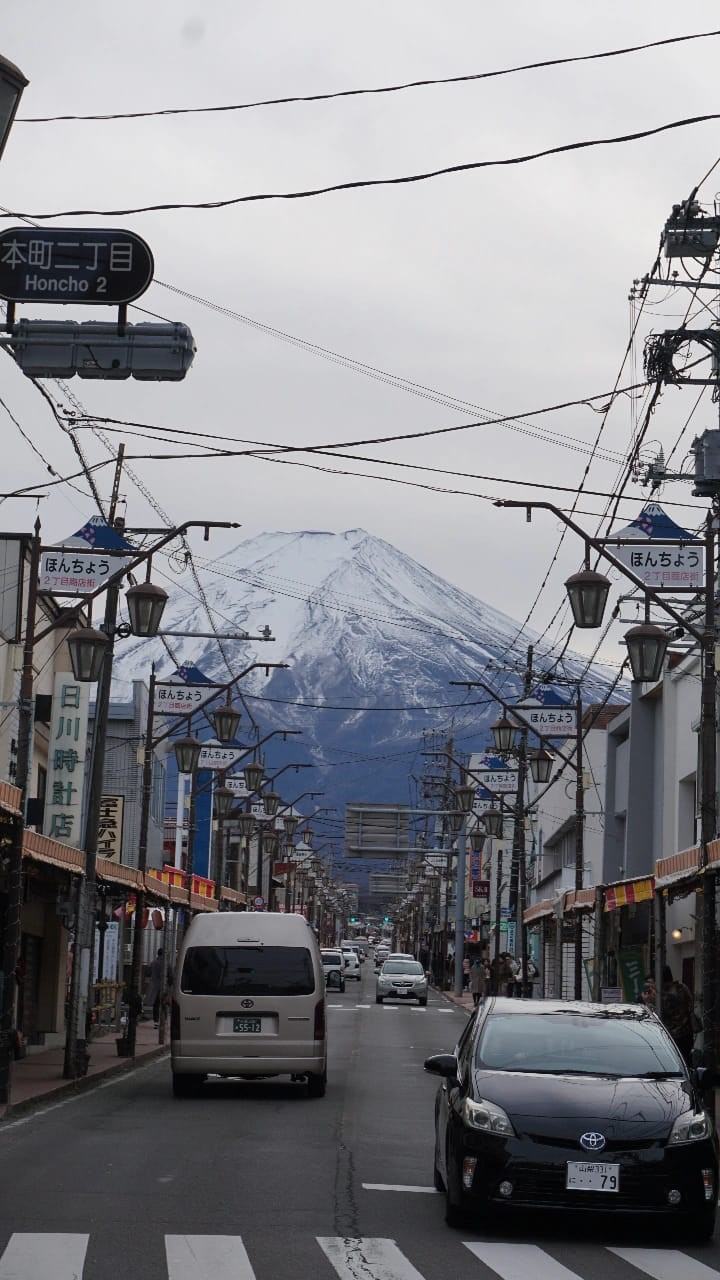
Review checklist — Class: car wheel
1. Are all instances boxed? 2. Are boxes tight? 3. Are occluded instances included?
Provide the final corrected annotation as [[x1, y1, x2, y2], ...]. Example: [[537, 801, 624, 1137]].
[[419, 997, 428, 1007], [172, 1072, 204, 1098], [683, 1208, 716, 1241], [340, 980, 345, 993], [444, 1149, 468, 1228], [376, 996, 383, 1004], [307, 1071, 327, 1098], [433, 1153, 445, 1191]]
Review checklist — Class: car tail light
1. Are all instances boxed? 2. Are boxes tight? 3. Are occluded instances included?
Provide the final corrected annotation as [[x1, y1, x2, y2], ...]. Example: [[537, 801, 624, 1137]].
[[170, 998, 180, 1040], [314, 998, 326, 1040]]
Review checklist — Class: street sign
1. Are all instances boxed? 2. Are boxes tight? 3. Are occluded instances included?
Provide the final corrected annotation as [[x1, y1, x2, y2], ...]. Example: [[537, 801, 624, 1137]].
[[513, 701, 577, 739], [475, 769, 518, 793], [39, 547, 127, 596], [611, 502, 703, 590], [0, 226, 154, 304], [224, 778, 250, 797], [253, 896, 265, 910], [153, 684, 215, 716], [472, 880, 490, 900], [198, 745, 245, 770]]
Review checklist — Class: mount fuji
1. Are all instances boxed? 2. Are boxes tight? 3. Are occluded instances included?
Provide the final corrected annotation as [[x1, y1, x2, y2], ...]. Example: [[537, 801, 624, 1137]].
[[112, 529, 623, 874]]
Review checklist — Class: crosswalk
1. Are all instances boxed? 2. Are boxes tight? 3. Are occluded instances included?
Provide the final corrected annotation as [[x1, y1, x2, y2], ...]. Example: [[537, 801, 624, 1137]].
[[0, 1235, 718, 1280]]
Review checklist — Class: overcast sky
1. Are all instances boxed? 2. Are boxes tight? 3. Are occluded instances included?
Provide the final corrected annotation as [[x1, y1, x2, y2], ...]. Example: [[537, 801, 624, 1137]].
[[2, 2, 720, 670]]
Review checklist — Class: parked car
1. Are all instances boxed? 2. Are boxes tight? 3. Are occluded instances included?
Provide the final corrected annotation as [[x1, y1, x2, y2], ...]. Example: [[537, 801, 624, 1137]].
[[376, 959, 428, 1005], [374, 945, 390, 972], [425, 997, 718, 1235], [341, 948, 362, 980], [320, 949, 346, 992]]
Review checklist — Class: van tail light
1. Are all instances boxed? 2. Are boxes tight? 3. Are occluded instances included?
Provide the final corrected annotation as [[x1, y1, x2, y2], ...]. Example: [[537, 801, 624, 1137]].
[[170, 998, 180, 1041], [314, 998, 326, 1041]]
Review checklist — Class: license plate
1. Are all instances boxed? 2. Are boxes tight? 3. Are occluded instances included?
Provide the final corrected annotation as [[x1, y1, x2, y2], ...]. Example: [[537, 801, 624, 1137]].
[[233, 1017, 261, 1033], [566, 1162, 619, 1192]]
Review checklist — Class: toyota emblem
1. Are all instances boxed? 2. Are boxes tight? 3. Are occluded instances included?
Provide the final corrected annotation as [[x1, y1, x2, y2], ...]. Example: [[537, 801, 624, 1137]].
[[240, 998, 254, 1009], [579, 1132, 606, 1152]]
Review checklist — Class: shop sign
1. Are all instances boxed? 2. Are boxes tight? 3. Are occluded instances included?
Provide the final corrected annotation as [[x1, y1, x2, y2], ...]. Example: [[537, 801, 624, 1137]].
[[154, 683, 215, 716], [98, 795, 124, 861], [43, 672, 89, 847], [40, 548, 126, 595]]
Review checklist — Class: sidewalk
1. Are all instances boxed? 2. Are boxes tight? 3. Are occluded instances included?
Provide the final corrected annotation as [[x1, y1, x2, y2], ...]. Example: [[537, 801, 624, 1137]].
[[439, 986, 475, 1013], [0, 1020, 169, 1121]]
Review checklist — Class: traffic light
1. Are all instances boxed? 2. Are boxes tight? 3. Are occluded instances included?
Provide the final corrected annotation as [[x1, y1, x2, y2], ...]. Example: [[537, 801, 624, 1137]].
[[350, 916, 357, 923], [383, 915, 390, 923]]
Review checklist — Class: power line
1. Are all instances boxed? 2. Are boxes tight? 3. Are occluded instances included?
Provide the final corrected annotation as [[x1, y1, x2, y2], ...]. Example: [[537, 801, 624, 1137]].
[[18, 30, 719, 124], [7, 113, 720, 219]]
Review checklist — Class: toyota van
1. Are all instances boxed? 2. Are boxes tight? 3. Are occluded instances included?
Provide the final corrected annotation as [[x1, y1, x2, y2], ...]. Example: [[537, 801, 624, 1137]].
[[171, 911, 327, 1098]]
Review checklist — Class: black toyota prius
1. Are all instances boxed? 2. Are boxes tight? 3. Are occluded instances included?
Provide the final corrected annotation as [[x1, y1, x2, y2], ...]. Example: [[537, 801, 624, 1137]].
[[425, 998, 718, 1237]]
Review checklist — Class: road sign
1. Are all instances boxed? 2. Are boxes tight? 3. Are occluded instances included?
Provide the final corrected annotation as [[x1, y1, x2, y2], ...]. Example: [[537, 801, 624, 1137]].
[[153, 684, 215, 716], [253, 896, 265, 910], [0, 227, 154, 304]]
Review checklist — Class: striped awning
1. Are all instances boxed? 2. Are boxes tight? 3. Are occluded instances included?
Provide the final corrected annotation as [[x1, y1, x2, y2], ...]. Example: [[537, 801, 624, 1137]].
[[604, 877, 654, 912], [524, 899, 556, 924], [23, 828, 85, 875]]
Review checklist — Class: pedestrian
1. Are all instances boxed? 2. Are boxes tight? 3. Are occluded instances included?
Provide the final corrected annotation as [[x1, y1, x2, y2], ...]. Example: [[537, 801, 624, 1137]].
[[640, 975, 657, 1009], [146, 948, 164, 1027], [481, 959, 491, 998], [469, 958, 485, 1008], [513, 959, 523, 998], [526, 956, 539, 997], [462, 955, 471, 991], [660, 965, 697, 1066], [499, 952, 514, 997]]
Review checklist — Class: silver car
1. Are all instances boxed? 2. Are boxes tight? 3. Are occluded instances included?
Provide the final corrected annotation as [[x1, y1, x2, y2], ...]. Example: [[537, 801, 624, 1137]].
[[376, 959, 428, 1006]]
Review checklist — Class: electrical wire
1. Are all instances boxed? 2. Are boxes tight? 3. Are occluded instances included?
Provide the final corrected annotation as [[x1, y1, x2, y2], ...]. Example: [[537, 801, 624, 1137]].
[[18, 29, 719, 124], [7, 113, 720, 220]]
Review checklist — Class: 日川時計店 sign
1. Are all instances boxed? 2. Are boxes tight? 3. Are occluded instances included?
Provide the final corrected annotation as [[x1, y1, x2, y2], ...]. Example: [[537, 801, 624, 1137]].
[[0, 227, 154, 305]]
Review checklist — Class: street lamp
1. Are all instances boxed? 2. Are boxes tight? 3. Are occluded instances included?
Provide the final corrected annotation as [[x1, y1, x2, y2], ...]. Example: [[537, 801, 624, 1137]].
[[453, 783, 476, 815], [243, 761, 264, 793], [528, 747, 555, 785], [214, 785, 235, 818], [262, 790, 281, 818], [624, 623, 670, 684], [284, 814, 299, 839], [173, 735, 202, 776], [67, 626, 111, 683], [125, 580, 168, 638], [482, 808, 504, 838], [565, 566, 611, 629], [211, 702, 242, 743], [0, 53, 28, 163], [492, 715, 520, 754]]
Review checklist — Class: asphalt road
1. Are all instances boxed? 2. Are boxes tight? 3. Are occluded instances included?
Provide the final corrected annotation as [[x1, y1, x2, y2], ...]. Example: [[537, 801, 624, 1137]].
[[0, 967, 719, 1279]]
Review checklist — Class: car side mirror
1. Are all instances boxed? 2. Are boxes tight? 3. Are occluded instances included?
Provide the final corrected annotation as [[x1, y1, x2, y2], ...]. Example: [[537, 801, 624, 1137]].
[[424, 1052, 458, 1080]]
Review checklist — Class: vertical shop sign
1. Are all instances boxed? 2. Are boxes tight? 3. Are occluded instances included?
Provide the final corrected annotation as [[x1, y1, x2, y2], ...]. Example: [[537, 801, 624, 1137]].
[[43, 672, 89, 846], [98, 795, 124, 861]]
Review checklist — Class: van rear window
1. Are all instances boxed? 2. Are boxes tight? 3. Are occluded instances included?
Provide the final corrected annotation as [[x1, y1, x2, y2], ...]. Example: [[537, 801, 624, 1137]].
[[180, 945, 315, 996]]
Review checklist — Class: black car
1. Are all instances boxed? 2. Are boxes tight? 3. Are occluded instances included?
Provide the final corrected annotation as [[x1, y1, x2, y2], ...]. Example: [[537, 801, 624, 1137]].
[[425, 998, 718, 1237]]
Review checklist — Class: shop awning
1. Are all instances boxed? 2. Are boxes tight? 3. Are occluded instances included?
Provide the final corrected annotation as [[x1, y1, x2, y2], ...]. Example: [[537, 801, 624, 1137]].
[[0, 780, 21, 817], [220, 887, 246, 908], [23, 828, 85, 875], [604, 877, 655, 912], [524, 899, 556, 924], [564, 888, 596, 913], [655, 846, 699, 890]]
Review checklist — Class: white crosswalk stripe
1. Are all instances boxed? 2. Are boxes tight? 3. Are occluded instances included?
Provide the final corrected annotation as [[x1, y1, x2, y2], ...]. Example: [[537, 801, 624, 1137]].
[[318, 1236, 425, 1280], [464, 1242, 584, 1280], [0, 1234, 89, 1280], [610, 1248, 720, 1280], [166, 1235, 256, 1280]]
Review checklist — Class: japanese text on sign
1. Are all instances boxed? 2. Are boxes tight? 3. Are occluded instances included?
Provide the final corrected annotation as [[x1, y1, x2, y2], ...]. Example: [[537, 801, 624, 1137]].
[[97, 795, 124, 861], [614, 542, 702, 589], [513, 705, 577, 738], [39, 549, 120, 596], [474, 770, 518, 792], [153, 684, 214, 716], [198, 745, 245, 770], [44, 673, 89, 847], [0, 227, 155, 305]]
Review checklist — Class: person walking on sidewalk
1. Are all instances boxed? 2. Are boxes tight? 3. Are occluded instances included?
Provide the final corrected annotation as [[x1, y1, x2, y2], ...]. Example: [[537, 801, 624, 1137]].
[[469, 958, 485, 1008], [146, 948, 164, 1028]]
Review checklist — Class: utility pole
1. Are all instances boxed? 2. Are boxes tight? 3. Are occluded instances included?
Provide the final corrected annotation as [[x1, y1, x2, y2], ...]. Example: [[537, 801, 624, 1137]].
[[124, 664, 156, 1057], [0, 521, 41, 1104], [512, 645, 533, 998], [573, 685, 585, 1000]]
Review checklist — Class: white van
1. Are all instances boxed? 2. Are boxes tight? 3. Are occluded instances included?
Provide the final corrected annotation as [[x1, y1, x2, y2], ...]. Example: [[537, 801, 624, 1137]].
[[171, 912, 327, 1098]]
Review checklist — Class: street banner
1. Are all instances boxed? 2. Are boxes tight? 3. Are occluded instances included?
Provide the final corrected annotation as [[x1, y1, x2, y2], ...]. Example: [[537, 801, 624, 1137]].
[[198, 744, 245, 770], [612, 502, 702, 590], [474, 768, 518, 793], [39, 548, 127, 595], [154, 683, 215, 716], [512, 700, 577, 738]]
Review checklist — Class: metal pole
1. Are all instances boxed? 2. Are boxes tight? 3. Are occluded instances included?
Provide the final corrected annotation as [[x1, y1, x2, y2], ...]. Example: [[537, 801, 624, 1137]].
[[0, 520, 41, 1104], [493, 840, 503, 993], [574, 687, 585, 1000], [700, 508, 717, 1066], [125, 664, 156, 1057], [453, 818, 467, 997]]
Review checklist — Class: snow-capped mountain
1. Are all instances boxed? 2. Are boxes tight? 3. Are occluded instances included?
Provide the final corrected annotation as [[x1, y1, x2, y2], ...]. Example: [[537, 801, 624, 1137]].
[[112, 529, 622, 874]]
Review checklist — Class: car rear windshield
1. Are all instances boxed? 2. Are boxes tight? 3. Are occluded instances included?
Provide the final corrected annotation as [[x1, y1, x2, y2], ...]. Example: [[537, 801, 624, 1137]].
[[383, 961, 424, 975], [323, 953, 342, 965], [180, 945, 315, 996], [475, 1011, 683, 1076]]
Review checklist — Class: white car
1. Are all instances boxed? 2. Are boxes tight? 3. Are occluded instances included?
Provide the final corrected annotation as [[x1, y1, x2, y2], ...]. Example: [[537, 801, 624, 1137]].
[[320, 949, 346, 992], [341, 949, 362, 980]]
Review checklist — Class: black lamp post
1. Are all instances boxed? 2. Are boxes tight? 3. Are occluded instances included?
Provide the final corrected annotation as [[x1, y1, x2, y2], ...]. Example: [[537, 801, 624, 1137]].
[[283, 814, 299, 839], [262, 790, 281, 818], [243, 761, 264, 794], [0, 53, 28, 162], [173, 736, 202, 776], [125, 581, 168, 638], [482, 809, 504, 839], [492, 715, 520, 754], [528, 747, 555, 785], [211, 702, 242, 744], [67, 627, 111, 683]]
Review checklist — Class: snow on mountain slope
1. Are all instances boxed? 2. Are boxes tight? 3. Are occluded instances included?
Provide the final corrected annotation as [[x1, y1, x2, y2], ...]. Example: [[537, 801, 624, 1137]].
[[113, 529, 623, 840]]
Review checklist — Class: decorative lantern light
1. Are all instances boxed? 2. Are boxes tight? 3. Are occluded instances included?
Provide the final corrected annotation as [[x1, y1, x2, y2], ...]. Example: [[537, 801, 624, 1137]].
[[262, 790, 281, 818], [454, 783, 476, 814], [212, 702, 242, 743], [528, 747, 555, 785], [173, 735, 202, 775], [491, 715, 519, 754], [67, 626, 110, 683], [235, 811, 256, 840], [481, 808, 504, 839], [243, 761, 264, 794], [565, 568, 611, 629], [125, 581, 168, 637], [449, 810, 464, 836], [0, 54, 28, 163], [624, 623, 669, 684], [283, 814, 299, 838], [214, 785, 235, 818], [302, 827, 314, 848]]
